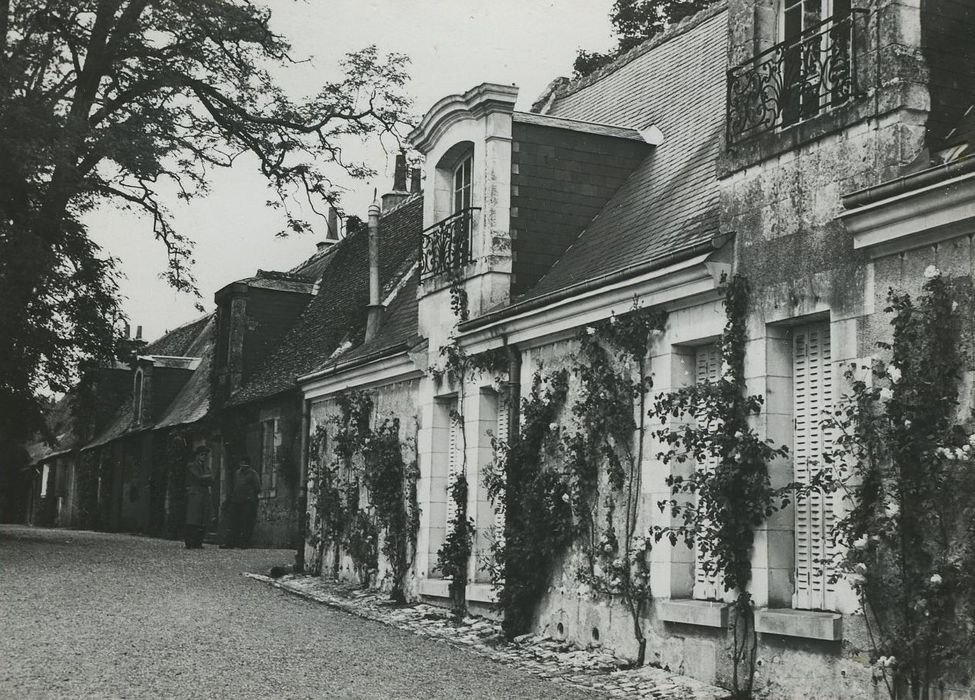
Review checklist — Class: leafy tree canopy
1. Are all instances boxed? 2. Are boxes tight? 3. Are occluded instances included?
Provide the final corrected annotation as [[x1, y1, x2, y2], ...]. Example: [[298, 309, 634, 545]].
[[0, 0, 413, 441], [574, 0, 716, 78]]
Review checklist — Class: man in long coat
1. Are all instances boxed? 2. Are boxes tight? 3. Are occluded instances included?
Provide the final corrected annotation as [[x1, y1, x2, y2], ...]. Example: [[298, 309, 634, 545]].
[[184, 445, 213, 549], [221, 457, 260, 548]]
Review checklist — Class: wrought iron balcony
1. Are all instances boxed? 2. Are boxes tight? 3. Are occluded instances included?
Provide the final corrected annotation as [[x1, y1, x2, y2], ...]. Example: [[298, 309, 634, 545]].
[[420, 207, 479, 278], [727, 10, 866, 145]]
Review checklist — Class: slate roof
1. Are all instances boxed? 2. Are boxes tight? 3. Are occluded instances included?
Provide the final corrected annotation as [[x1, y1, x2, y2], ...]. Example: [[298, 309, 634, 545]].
[[85, 315, 215, 449], [306, 267, 421, 378], [142, 315, 211, 356], [228, 195, 424, 405], [25, 394, 80, 463], [512, 2, 727, 303]]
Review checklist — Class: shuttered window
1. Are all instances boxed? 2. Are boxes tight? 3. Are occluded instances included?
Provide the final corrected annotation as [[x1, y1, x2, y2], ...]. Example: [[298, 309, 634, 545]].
[[792, 322, 836, 610], [693, 344, 723, 600], [445, 408, 463, 525], [493, 398, 510, 546]]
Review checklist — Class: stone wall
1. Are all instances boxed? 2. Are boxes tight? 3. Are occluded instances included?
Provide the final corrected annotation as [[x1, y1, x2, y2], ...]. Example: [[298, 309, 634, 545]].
[[307, 378, 421, 595]]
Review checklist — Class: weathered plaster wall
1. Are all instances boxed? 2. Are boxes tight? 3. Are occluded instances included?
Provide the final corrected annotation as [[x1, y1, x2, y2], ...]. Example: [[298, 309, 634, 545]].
[[306, 378, 421, 596]]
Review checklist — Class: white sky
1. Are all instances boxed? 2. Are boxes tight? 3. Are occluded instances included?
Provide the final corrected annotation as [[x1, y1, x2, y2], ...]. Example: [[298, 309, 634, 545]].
[[86, 0, 616, 342]]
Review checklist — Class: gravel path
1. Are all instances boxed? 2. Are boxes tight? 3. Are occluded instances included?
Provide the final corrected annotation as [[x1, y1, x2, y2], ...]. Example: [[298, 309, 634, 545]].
[[0, 525, 598, 699]]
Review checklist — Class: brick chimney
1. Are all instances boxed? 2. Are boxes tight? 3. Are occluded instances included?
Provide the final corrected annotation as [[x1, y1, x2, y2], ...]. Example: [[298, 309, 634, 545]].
[[381, 153, 410, 212]]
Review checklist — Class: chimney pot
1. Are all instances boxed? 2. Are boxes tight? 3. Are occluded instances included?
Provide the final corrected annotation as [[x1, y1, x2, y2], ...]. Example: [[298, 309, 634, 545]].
[[326, 206, 340, 242], [393, 153, 408, 192], [136, 325, 143, 340]]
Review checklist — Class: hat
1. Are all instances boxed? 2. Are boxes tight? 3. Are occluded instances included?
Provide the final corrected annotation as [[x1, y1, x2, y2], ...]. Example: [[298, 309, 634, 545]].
[[194, 445, 209, 455], [238, 456, 252, 467]]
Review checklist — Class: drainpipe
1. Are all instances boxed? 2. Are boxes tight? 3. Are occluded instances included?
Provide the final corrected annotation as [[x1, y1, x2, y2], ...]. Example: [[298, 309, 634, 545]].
[[295, 396, 310, 573], [365, 200, 384, 342], [502, 342, 521, 635]]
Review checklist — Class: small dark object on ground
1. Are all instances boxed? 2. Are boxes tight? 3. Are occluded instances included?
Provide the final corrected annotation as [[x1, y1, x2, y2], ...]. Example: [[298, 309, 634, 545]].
[[269, 566, 288, 578]]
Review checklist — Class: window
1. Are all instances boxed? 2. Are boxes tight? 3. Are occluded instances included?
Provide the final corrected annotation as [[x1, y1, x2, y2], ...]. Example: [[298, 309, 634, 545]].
[[493, 396, 509, 549], [445, 409, 463, 526], [693, 343, 724, 601], [779, 0, 853, 126], [791, 322, 836, 610], [260, 418, 279, 491], [452, 154, 472, 213]]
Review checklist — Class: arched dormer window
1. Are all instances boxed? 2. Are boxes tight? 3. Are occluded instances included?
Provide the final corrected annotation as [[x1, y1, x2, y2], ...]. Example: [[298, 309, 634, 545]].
[[421, 142, 477, 278], [452, 154, 473, 213]]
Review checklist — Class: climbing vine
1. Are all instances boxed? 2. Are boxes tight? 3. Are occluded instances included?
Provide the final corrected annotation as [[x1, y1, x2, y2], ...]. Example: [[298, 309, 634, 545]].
[[650, 275, 789, 699], [437, 474, 475, 618], [813, 268, 975, 700], [566, 303, 667, 666], [485, 368, 573, 639], [307, 390, 420, 601]]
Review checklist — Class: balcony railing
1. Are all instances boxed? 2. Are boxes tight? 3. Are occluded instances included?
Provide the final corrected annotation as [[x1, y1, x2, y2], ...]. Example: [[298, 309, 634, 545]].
[[420, 207, 479, 278], [727, 10, 866, 145]]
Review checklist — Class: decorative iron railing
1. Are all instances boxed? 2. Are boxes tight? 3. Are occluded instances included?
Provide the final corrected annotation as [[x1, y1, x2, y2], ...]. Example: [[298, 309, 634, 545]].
[[727, 10, 866, 145], [420, 207, 479, 278]]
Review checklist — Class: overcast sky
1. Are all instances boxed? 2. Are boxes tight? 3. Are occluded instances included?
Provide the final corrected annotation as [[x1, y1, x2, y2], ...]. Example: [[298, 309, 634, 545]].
[[86, 0, 616, 342]]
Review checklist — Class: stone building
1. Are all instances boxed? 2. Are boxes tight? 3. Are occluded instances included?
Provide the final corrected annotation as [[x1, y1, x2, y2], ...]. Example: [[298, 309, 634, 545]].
[[298, 0, 975, 697]]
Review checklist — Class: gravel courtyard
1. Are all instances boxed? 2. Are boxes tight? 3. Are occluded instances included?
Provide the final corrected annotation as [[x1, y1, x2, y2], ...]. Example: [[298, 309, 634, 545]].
[[0, 525, 598, 699]]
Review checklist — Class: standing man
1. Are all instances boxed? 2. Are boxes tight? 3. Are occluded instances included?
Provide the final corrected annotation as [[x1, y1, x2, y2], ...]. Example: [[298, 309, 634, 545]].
[[184, 445, 213, 549], [222, 457, 260, 548]]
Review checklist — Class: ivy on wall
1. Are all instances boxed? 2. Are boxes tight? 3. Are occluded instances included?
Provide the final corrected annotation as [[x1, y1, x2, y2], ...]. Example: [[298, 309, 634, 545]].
[[437, 474, 475, 618], [485, 368, 573, 639], [567, 303, 667, 666], [650, 275, 789, 699], [307, 390, 420, 602], [814, 269, 975, 700]]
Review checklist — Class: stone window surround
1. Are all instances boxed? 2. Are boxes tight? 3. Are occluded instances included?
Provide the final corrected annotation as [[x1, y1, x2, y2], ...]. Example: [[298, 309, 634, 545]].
[[653, 309, 851, 641]]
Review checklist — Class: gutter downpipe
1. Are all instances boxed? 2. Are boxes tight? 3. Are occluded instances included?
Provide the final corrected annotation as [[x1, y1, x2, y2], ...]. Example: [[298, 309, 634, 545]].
[[295, 396, 311, 573], [458, 239, 719, 333], [365, 201, 384, 342], [502, 342, 521, 633]]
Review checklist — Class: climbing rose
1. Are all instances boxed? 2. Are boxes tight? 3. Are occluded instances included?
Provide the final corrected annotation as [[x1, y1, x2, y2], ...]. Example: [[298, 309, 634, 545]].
[[888, 366, 902, 383], [924, 265, 940, 278], [930, 574, 943, 586], [586, 326, 596, 335]]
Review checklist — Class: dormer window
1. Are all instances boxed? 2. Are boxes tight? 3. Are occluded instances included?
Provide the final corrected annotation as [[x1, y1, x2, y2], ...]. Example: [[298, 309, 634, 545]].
[[727, 0, 861, 144], [420, 144, 479, 278], [453, 154, 473, 213]]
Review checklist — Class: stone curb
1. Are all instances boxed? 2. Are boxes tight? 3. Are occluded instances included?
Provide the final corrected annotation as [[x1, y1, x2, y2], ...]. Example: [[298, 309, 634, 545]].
[[245, 573, 730, 700]]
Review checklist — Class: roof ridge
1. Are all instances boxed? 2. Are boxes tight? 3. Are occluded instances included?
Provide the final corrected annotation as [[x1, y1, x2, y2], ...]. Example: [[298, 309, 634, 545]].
[[552, 0, 728, 103]]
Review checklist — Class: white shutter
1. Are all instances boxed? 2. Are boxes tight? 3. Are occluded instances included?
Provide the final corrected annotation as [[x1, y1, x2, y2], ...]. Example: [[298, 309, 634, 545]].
[[793, 323, 836, 610], [493, 398, 510, 545], [693, 344, 723, 600], [445, 406, 462, 526], [271, 418, 281, 490]]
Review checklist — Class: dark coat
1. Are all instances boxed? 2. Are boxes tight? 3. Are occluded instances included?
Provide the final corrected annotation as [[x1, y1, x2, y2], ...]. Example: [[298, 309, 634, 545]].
[[229, 466, 261, 504], [184, 457, 214, 527]]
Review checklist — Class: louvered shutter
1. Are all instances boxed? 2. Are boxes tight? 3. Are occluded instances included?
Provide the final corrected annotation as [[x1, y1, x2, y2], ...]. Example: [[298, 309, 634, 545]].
[[271, 418, 281, 490], [493, 398, 510, 546], [693, 344, 723, 600], [793, 323, 836, 610], [445, 408, 462, 526]]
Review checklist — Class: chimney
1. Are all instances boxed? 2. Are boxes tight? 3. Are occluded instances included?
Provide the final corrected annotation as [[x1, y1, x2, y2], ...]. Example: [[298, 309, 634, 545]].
[[364, 200, 384, 342], [381, 152, 411, 212], [410, 167, 422, 193], [122, 321, 131, 339], [136, 325, 143, 340], [316, 206, 341, 252]]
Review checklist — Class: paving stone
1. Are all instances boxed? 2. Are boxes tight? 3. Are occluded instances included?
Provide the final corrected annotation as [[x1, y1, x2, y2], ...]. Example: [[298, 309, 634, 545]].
[[251, 574, 730, 700]]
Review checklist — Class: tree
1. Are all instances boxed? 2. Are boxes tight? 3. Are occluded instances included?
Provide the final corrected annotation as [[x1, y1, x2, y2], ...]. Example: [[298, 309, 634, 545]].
[[573, 0, 716, 77], [0, 1, 413, 442]]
